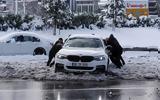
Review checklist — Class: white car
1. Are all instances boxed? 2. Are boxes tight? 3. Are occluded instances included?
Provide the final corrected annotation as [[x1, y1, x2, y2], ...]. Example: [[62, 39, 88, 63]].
[[54, 34, 109, 73], [0, 32, 52, 55]]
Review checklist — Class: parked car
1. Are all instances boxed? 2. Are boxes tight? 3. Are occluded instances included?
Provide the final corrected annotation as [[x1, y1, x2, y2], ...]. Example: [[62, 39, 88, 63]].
[[0, 32, 52, 55], [54, 34, 109, 73]]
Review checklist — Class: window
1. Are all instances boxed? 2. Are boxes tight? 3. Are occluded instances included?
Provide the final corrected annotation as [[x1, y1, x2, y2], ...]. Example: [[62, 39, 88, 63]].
[[65, 37, 103, 48], [32, 37, 40, 42], [89, 5, 93, 12], [82, 5, 88, 12], [16, 35, 24, 42], [23, 36, 40, 42], [12, 35, 40, 42], [77, 6, 81, 13]]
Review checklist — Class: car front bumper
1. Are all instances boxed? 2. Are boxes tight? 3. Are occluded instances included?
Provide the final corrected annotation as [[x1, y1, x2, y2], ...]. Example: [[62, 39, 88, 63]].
[[54, 58, 108, 72]]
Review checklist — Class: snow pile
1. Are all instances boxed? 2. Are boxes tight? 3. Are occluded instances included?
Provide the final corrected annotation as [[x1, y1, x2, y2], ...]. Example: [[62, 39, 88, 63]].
[[0, 51, 160, 81], [0, 27, 160, 80]]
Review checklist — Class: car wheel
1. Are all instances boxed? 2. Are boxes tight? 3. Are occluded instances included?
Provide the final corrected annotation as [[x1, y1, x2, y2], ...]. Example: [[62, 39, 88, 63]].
[[33, 47, 46, 56]]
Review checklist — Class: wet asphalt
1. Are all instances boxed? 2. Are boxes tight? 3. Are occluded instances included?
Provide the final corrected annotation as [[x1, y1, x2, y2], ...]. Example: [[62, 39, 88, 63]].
[[0, 79, 159, 100]]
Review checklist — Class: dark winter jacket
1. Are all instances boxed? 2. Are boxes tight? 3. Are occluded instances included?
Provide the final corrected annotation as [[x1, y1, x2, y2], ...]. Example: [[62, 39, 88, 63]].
[[49, 40, 63, 57], [107, 34, 123, 57], [47, 39, 63, 66]]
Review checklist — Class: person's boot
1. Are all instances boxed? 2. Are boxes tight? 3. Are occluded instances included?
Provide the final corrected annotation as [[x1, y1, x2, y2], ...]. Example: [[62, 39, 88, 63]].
[[50, 61, 55, 67], [120, 56, 125, 65], [47, 62, 50, 66]]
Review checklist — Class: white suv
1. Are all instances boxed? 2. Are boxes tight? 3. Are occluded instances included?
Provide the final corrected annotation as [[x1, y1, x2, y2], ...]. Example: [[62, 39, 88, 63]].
[[54, 34, 109, 73]]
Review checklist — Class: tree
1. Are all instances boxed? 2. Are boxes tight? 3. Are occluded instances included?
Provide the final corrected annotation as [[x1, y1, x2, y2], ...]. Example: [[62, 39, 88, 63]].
[[102, 0, 125, 27], [40, 0, 71, 35]]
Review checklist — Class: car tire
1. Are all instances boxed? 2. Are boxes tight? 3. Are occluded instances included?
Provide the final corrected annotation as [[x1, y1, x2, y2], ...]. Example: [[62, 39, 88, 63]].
[[33, 47, 46, 56]]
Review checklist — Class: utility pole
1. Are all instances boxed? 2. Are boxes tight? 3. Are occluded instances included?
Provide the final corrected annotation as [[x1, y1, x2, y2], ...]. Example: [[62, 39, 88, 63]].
[[53, 1, 57, 35], [15, 0, 18, 15], [112, 0, 116, 31], [53, 0, 59, 35], [23, 0, 26, 15]]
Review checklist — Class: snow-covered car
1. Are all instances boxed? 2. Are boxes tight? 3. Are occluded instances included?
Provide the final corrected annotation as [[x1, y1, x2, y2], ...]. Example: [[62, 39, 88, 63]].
[[54, 34, 109, 73], [0, 32, 52, 55]]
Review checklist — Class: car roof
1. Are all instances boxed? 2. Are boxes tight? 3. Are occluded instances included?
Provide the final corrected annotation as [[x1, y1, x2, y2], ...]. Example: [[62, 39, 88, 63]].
[[8, 32, 40, 36], [0, 32, 44, 42], [69, 34, 103, 39]]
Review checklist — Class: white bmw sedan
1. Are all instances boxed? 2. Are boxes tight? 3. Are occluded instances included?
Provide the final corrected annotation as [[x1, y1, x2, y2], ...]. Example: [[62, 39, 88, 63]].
[[0, 32, 52, 55], [54, 34, 109, 73]]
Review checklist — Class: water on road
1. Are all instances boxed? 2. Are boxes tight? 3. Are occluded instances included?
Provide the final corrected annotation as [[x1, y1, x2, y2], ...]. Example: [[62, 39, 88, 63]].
[[0, 79, 160, 100]]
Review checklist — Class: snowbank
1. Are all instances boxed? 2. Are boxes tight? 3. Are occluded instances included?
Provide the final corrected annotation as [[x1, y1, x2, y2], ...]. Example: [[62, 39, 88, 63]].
[[0, 27, 160, 80], [0, 51, 160, 81]]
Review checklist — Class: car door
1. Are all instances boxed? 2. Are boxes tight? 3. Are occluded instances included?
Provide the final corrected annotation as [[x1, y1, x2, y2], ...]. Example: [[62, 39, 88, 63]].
[[19, 35, 41, 55], [0, 35, 23, 55], [0, 35, 41, 55]]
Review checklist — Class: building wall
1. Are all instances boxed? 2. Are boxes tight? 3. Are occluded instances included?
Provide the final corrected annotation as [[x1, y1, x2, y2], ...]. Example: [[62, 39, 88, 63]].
[[148, 0, 159, 17], [68, 0, 100, 13], [124, 0, 159, 17], [124, 0, 149, 17], [0, 0, 40, 15], [0, 0, 14, 15]]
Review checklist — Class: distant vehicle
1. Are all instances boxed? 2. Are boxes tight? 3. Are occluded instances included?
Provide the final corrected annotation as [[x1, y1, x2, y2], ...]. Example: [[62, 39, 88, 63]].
[[0, 32, 52, 55], [54, 34, 109, 73]]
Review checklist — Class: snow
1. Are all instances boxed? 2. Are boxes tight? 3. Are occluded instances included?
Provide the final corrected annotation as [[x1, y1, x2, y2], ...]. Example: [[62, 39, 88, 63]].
[[0, 27, 160, 80], [0, 51, 159, 80]]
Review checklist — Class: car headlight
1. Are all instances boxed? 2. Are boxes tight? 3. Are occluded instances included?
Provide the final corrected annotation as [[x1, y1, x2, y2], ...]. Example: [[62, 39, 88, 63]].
[[94, 55, 105, 61], [57, 54, 67, 59]]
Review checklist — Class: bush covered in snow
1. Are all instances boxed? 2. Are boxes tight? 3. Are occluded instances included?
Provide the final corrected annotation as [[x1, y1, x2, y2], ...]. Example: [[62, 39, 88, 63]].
[[0, 14, 46, 31], [72, 13, 98, 29], [123, 15, 159, 28]]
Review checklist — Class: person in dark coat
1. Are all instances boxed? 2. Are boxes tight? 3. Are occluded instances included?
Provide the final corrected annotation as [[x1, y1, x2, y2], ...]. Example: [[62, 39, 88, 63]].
[[106, 34, 125, 68], [47, 38, 63, 67]]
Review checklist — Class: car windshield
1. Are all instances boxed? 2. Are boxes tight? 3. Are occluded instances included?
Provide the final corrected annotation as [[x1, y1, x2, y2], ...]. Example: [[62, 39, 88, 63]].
[[64, 37, 103, 48]]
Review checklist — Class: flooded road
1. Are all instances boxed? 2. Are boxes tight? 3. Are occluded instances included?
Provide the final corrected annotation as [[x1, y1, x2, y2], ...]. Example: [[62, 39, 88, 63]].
[[0, 79, 160, 100]]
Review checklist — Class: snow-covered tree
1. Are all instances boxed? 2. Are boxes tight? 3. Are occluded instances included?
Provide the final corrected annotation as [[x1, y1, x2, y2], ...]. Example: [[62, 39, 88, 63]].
[[102, 0, 125, 27], [40, 0, 71, 35]]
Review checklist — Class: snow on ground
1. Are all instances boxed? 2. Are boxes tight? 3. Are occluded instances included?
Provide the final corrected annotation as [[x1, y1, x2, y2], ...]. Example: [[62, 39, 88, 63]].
[[0, 51, 159, 81], [0, 27, 160, 80]]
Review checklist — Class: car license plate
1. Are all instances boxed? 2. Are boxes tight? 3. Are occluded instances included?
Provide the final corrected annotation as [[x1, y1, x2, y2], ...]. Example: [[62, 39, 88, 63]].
[[72, 63, 88, 67]]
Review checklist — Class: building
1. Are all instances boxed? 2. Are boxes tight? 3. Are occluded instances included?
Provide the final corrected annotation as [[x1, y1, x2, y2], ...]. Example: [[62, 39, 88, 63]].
[[158, 0, 160, 16], [123, 0, 159, 17], [0, 1, 7, 13], [124, 0, 149, 17], [0, 0, 14, 15], [67, 0, 100, 13], [148, 0, 159, 17], [0, 0, 41, 15]]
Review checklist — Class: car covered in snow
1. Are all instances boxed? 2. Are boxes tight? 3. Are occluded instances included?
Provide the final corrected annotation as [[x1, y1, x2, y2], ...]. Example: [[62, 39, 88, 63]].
[[0, 32, 52, 55], [54, 34, 109, 73]]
